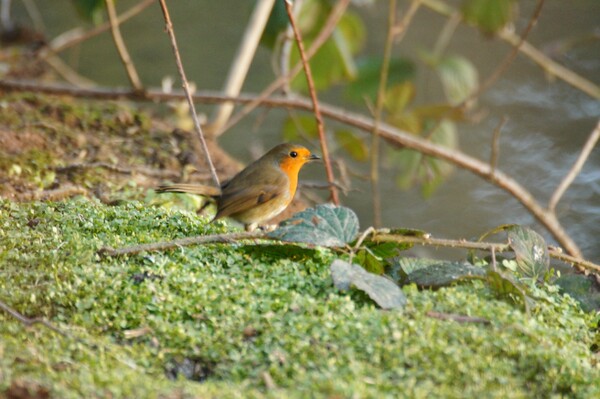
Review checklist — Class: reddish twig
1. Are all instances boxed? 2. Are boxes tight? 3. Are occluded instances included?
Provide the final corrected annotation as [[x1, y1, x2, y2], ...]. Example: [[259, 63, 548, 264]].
[[157, 0, 220, 187], [284, 0, 339, 205]]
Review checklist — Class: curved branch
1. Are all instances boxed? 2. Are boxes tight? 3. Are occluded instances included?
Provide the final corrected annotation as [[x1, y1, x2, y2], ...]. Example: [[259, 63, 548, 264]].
[[0, 79, 584, 257]]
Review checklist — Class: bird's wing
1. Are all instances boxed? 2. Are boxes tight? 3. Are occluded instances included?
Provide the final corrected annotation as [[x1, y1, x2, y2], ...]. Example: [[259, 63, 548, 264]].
[[214, 173, 289, 220]]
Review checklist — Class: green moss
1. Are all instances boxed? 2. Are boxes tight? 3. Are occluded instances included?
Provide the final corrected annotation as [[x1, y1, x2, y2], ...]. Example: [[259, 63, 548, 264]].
[[1, 199, 599, 398]]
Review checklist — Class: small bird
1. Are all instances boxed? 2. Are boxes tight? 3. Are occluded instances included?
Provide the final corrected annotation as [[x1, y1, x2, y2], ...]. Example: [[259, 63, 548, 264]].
[[157, 143, 320, 231]]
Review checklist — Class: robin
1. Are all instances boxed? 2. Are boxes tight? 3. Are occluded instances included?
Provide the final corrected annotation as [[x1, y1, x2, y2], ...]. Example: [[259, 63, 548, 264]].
[[157, 143, 320, 231]]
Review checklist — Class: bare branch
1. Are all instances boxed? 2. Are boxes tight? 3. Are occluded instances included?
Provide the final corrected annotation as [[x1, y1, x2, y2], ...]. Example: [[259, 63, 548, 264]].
[[157, 0, 220, 188], [422, 0, 600, 99], [105, 0, 143, 91], [0, 79, 585, 257], [207, 0, 276, 133], [489, 116, 508, 177], [284, 0, 339, 205], [548, 120, 600, 212], [0, 299, 70, 338], [426, 311, 491, 325]]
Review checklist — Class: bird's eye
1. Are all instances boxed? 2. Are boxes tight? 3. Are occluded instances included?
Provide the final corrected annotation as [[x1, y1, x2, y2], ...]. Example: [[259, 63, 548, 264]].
[[289, 151, 298, 158]]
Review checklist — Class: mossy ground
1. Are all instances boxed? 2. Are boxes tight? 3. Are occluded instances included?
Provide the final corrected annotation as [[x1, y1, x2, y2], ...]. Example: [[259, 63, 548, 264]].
[[0, 92, 599, 398], [1, 199, 599, 398]]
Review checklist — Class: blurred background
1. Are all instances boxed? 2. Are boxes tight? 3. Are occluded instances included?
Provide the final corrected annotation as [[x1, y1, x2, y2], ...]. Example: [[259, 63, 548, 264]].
[[6, 0, 600, 261]]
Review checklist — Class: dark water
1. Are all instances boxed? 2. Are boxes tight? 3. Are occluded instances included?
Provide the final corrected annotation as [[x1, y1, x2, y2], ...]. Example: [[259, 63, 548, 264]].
[[11, 0, 600, 261]]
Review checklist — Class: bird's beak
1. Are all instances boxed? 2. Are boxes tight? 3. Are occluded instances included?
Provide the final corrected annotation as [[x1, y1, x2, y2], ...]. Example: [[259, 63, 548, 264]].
[[308, 154, 321, 161]]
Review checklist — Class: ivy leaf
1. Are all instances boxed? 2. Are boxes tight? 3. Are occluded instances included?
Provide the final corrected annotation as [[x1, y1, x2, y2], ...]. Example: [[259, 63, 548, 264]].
[[405, 262, 486, 288], [269, 205, 359, 247], [507, 226, 549, 280], [461, 0, 517, 34], [330, 260, 407, 310]]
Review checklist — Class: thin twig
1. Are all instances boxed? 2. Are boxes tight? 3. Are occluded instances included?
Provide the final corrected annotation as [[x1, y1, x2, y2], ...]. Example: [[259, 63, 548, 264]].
[[42, 0, 157, 58], [54, 162, 183, 179], [371, 232, 597, 273], [96, 228, 600, 274], [0, 79, 584, 257], [207, 0, 275, 134], [157, 0, 220, 188], [421, 0, 600, 99], [370, 0, 397, 228], [99, 231, 265, 257], [0, 299, 70, 337], [489, 116, 507, 177], [284, 0, 339, 205], [105, 0, 143, 91], [218, 0, 351, 136], [548, 120, 600, 212], [426, 311, 491, 325]]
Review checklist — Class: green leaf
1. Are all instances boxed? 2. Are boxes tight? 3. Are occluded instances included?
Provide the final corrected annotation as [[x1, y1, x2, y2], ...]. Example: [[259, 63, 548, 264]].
[[555, 274, 600, 312], [436, 55, 478, 105], [389, 120, 457, 196], [507, 226, 549, 280], [335, 129, 368, 162], [282, 115, 319, 142], [289, 1, 365, 91], [384, 82, 416, 114], [330, 260, 407, 310], [355, 249, 385, 275], [346, 57, 415, 102], [405, 262, 486, 288], [71, 0, 105, 24], [269, 205, 359, 247], [461, 0, 517, 34], [487, 270, 531, 312]]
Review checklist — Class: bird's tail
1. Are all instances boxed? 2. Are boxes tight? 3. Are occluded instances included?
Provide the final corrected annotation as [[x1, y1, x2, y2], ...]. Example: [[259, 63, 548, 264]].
[[156, 183, 221, 197]]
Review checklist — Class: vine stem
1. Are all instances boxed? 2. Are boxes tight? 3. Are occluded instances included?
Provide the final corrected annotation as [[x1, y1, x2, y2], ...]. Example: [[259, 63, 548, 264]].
[[284, 0, 339, 205]]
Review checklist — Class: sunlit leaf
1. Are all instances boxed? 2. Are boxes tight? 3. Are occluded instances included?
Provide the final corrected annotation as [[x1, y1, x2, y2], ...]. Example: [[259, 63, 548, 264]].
[[436, 55, 478, 105], [269, 205, 359, 247], [331, 259, 407, 310], [461, 0, 517, 34], [335, 129, 368, 162], [507, 226, 549, 280]]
